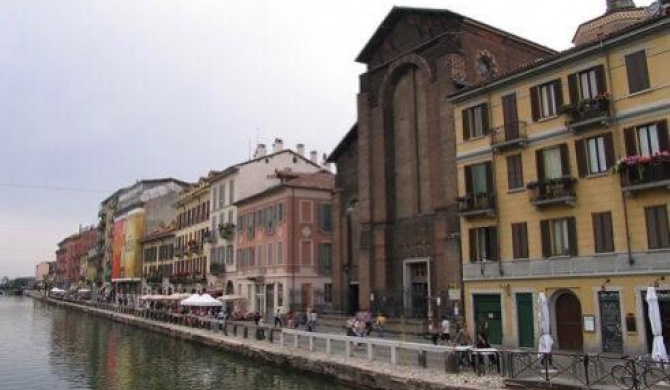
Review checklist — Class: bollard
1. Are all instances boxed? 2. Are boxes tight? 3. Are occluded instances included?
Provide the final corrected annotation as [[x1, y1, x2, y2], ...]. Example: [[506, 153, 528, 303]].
[[243, 326, 248, 339], [269, 328, 274, 343], [233, 324, 237, 336], [418, 350, 427, 368]]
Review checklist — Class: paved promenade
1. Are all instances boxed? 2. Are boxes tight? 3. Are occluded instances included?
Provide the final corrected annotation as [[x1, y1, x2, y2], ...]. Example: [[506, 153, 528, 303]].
[[37, 295, 505, 390]]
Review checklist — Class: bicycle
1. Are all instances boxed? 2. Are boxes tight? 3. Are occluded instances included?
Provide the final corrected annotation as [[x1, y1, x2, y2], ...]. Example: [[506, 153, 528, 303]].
[[611, 356, 670, 390]]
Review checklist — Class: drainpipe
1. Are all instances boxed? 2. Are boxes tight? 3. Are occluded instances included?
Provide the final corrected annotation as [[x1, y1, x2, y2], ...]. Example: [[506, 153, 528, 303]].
[[602, 39, 633, 264]]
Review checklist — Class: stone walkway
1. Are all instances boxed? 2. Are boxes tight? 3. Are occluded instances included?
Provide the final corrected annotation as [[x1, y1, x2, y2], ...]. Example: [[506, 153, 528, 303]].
[[45, 298, 506, 390]]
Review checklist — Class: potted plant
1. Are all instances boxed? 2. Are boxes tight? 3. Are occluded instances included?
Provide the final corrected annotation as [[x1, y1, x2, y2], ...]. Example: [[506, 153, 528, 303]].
[[218, 222, 236, 241]]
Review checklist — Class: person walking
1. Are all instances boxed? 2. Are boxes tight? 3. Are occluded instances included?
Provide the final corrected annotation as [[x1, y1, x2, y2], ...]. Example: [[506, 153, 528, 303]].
[[363, 308, 373, 336], [375, 312, 386, 338], [273, 307, 283, 328], [440, 316, 451, 345], [307, 309, 317, 332]]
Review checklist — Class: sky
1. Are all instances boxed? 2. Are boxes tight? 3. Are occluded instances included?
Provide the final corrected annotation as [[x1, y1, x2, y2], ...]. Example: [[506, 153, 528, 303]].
[[0, 0, 655, 279]]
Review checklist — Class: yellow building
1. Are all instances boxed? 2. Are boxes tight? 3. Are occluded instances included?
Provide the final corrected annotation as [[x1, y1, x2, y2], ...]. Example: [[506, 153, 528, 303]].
[[173, 177, 212, 293], [450, 9, 669, 353]]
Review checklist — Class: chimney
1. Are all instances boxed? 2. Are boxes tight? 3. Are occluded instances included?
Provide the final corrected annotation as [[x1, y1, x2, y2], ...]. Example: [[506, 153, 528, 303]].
[[296, 143, 305, 156], [310, 150, 318, 163], [273, 138, 284, 153], [254, 143, 267, 159], [606, 0, 636, 13], [321, 153, 331, 171]]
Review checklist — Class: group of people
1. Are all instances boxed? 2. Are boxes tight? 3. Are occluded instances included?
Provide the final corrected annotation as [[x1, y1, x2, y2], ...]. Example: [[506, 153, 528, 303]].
[[346, 308, 386, 338]]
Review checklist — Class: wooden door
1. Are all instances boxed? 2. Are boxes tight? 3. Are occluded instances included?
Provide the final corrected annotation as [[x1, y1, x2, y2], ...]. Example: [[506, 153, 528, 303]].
[[516, 293, 535, 348], [556, 292, 584, 351]]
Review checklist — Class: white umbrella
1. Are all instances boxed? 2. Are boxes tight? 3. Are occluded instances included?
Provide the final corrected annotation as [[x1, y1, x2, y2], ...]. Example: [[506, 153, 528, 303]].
[[646, 286, 668, 362], [180, 293, 222, 307], [538, 292, 554, 356]]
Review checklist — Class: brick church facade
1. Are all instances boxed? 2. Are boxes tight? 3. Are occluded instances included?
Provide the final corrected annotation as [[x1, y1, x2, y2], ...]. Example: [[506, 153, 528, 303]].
[[329, 7, 556, 318]]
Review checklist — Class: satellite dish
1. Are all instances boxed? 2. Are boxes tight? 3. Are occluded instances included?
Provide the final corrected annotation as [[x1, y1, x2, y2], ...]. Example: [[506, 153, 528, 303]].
[[647, 1, 662, 16]]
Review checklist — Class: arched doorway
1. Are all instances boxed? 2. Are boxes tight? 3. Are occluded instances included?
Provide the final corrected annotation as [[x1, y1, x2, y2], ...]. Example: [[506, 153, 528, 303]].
[[555, 291, 584, 351]]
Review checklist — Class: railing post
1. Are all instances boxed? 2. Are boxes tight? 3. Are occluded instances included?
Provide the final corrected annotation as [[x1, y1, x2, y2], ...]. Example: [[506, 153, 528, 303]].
[[309, 336, 314, 352], [418, 350, 427, 368], [367, 343, 373, 361], [279, 331, 284, 346], [326, 338, 332, 354], [345, 340, 351, 360], [583, 354, 590, 388], [293, 333, 299, 348], [243, 326, 248, 339], [391, 346, 397, 365]]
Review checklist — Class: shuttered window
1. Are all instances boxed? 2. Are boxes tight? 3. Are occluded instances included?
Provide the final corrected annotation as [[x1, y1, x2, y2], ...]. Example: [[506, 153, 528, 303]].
[[593, 212, 614, 253], [318, 204, 333, 232], [645, 205, 670, 249], [507, 154, 524, 190], [530, 79, 563, 121], [511, 222, 529, 259], [625, 50, 650, 94], [462, 103, 490, 140], [540, 217, 577, 257], [568, 65, 607, 103], [465, 161, 493, 195], [576, 133, 615, 177], [318, 243, 332, 276], [468, 226, 498, 262], [624, 121, 669, 157]]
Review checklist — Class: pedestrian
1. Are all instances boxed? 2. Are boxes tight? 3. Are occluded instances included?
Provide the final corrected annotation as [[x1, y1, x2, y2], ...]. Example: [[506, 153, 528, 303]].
[[375, 312, 386, 338], [429, 317, 439, 345], [307, 309, 317, 332], [440, 316, 451, 345], [363, 308, 373, 336], [273, 307, 283, 328]]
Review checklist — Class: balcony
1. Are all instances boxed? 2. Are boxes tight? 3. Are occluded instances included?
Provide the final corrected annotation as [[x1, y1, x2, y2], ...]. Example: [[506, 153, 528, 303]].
[[490, 121, 528, 152], [457, 192, 496, 219], [562, 96, 611, 132], [174, 246, 184, 258], [527, 176, 577, 208], [615, 154, 670, 194]]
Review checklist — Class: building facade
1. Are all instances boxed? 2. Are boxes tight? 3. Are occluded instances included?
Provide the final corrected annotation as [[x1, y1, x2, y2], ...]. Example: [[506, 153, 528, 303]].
[[234, 170, 334, 316], [450, 4, 669, 353], [329, 6, 555, 319], [207, 140, 323, 294]]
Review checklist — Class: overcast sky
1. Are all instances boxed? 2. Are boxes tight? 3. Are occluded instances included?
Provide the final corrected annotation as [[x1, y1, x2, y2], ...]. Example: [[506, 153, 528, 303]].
[[0, 0, 655, 279]]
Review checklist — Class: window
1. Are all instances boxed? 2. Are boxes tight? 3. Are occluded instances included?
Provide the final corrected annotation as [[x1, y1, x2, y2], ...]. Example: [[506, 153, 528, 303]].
[[226, 245, 234, 266], [576, 133, 614, 177], [541, 217, 577, 257], [536, 144, 570, 181], [645, 205, 670, 249], [324, 283, 333, 304], [228, 180, 234, 204], [462, 103, 489, 140], [468, 226, 497, 262], [277, 283, 284, 307], [277, 242, 283, 265], [267, 243, 274, 265], [507, 154, 524, 190], [256, 245, 262, 266], [530, 79, 563, 121], [587, 136, 607, 174], [213, 186, 219, 210], [464, 161, 493, 195], [318, 243, 332, 276], [625, 50, 650, 94], [301, 240, 312, 265], [318, 204, 333, 232], [511, 222, 529, 259], [624, 121, 669, 157], [568, 65, 606, 102], [593, 212, 614, 253]]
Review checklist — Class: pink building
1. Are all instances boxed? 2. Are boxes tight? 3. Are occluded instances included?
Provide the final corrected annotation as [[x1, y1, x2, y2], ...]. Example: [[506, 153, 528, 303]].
[[234, 170, 334, 316]]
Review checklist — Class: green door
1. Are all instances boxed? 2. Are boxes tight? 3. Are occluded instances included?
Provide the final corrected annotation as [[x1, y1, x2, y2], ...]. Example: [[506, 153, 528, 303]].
[[473, 294, 502, 345], [516, 293, 535, 348]]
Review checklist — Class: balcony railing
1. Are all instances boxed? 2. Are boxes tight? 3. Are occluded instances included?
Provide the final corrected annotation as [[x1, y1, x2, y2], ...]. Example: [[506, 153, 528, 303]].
[[526, 176, 577, 207], [490, 121, 528, 152], [562, 96, 610, 132], [615, 154, 670, 193], [457, 192, 496, 218]]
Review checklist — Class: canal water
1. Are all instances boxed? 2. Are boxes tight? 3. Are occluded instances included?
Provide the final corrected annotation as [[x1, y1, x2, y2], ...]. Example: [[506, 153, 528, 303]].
[[0, 296, 354, 390]]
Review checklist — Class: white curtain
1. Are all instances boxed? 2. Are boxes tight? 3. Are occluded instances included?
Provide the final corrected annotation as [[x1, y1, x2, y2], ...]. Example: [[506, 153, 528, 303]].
[[538, 292, 554, 355], [646, 286, 668, 362]]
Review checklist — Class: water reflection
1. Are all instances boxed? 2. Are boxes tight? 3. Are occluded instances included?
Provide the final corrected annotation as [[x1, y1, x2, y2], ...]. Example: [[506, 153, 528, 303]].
[[0, 298, 353, 390]]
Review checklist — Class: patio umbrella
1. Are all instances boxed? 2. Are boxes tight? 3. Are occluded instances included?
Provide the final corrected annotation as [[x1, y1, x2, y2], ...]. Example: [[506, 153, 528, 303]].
[[538, 292, 554, 357], [180, 293, 222, 307], [646, 286, 668, 362]]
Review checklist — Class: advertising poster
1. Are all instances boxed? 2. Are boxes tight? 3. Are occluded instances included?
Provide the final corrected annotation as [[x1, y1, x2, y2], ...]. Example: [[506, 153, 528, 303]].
[[121, 210, 145, 279], [111, 219, 125, 280]]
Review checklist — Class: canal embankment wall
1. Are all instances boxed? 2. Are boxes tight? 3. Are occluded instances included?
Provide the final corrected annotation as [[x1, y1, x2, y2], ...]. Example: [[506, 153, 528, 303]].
[[30, 293, 503, 390]]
